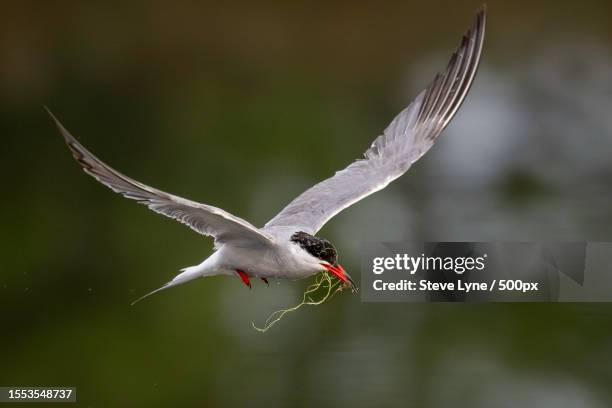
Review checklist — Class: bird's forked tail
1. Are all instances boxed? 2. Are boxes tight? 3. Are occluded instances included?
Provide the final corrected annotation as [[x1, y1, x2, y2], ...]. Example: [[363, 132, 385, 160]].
[[130, 265, 205, 305]]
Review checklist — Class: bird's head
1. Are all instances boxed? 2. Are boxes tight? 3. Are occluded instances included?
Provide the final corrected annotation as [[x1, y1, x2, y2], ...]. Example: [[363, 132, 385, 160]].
[[290, 231, 355, 289]]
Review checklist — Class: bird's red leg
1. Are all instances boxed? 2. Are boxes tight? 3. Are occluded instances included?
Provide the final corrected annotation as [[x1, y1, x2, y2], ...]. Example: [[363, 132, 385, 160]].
[[236, 269, 251, 289], [260, 277, 269, 286]]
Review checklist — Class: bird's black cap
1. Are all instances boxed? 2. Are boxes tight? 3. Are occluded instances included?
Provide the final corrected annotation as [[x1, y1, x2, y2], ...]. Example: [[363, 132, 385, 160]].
[[290, 231, 338, 266]]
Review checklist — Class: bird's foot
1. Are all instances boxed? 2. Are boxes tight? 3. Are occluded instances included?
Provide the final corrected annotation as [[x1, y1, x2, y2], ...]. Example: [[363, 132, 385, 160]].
[[236, 269, 251, 289], [260, 277, 269, 286]]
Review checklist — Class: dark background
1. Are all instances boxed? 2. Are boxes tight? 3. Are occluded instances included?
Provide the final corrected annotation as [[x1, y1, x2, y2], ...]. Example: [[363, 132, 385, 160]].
[[1, 1, 612, 406]]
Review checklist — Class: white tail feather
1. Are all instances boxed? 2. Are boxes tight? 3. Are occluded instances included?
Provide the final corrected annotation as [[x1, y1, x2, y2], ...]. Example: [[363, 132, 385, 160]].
[[130, 265, 205, 305]]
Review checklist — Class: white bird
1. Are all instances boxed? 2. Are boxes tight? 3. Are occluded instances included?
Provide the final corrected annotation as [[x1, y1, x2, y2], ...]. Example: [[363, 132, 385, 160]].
[[48, 8, 485, 304]]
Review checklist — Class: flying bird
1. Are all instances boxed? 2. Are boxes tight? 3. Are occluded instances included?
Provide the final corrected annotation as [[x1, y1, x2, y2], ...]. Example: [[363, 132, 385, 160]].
[[49, 8, 486, 303]]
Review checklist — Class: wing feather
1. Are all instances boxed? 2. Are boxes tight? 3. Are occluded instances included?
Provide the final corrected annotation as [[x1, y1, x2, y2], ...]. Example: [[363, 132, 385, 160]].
[[264, 8, 486, 234], [48, 109, 274, 247]]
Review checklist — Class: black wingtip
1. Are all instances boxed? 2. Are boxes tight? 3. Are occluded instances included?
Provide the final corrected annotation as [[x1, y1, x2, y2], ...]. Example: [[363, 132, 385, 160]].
[[476, 4, 487, 29], [476, 4, 487, 17], [44, 105, 56, 122], [44, 105, 66, 136], [44, 106, 81, 150]]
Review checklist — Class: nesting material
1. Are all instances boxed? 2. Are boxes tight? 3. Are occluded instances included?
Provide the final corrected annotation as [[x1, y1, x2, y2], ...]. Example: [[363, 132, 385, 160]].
[[252, 272, 354, 332]]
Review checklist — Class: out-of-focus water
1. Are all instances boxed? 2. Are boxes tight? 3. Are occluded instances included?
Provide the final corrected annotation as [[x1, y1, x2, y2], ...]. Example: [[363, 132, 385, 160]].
[[1, 1, 612, 406]]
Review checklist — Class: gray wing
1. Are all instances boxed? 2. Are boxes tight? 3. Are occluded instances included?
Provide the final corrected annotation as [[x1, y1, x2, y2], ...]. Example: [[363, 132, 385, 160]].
[[48, 109, 274, 248], [264, 8, 486, 235]]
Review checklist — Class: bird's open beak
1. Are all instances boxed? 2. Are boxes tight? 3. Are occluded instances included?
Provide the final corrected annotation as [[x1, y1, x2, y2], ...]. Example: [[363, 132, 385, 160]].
[[321, 263, 356, 291]]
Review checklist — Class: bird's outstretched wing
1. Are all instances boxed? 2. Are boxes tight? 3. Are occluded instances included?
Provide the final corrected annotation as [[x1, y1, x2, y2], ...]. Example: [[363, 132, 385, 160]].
[[265, 8, 486, 235], [48, 109, 274, 248]]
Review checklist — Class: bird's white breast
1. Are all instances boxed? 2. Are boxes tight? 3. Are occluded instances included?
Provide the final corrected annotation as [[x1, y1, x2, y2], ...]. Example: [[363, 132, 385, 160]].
[[214, 232, 324, 280]]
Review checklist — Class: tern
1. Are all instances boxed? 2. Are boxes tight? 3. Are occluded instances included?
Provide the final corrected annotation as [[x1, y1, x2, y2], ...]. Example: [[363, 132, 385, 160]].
[[48, 8, 485, 303]]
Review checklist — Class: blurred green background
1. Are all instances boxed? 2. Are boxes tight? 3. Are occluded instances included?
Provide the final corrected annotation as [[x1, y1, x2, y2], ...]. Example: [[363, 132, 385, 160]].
[[2, 1, 612, 406]]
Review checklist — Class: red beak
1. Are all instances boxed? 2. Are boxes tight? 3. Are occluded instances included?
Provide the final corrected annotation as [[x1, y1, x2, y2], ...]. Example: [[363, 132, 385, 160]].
[[321, 263, 356, 290]]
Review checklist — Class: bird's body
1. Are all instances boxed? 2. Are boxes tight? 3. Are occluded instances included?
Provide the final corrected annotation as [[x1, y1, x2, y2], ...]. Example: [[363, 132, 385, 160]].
[[49, 8, 486, 303], [130, 227, 341, 302], [193, 227, 328, 281]]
